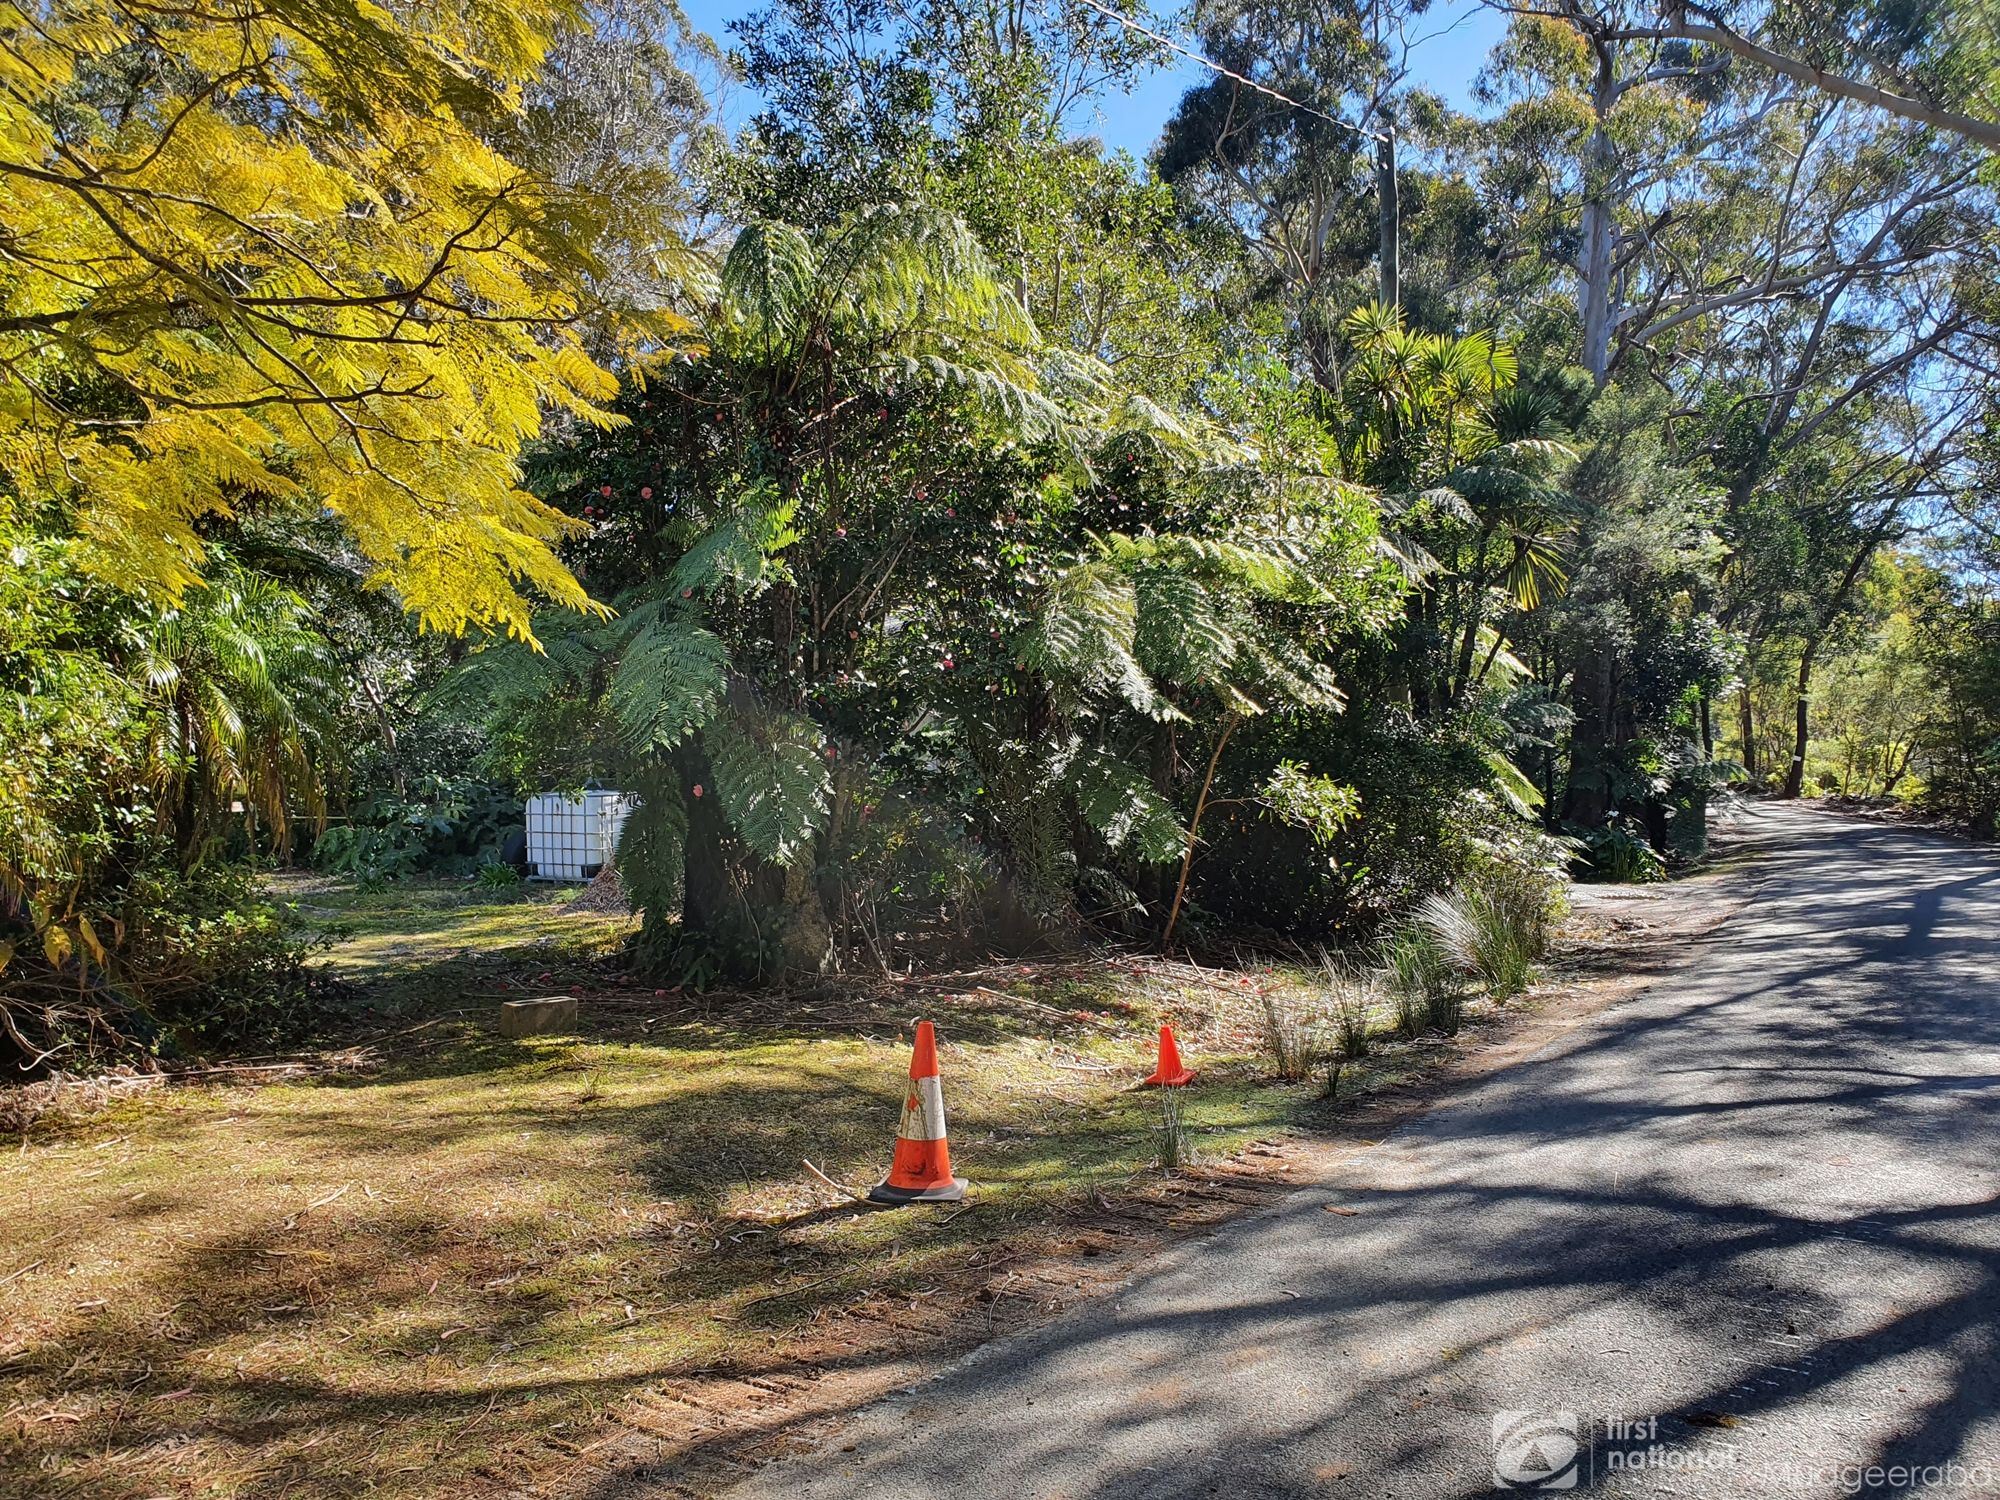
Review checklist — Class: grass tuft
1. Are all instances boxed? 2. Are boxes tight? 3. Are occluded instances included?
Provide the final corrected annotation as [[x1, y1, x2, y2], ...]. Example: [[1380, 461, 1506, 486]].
[[1383, 924, 1454, 1037]]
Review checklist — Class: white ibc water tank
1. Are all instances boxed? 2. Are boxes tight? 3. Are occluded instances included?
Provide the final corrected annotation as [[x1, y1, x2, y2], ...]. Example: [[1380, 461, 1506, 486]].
[[524, 790, 635, 881]]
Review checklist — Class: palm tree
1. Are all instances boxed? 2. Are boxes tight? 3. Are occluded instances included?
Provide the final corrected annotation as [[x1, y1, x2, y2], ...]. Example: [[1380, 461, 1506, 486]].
[[123, 562, 339, 867], [1335, 304, 1577, 716]]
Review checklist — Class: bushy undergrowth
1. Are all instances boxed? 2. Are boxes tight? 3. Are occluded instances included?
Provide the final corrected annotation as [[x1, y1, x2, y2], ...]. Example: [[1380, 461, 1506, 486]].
[[122, 866, 335, 1049], [311, 775, 523, 884], [3, 861, 331, 1071]]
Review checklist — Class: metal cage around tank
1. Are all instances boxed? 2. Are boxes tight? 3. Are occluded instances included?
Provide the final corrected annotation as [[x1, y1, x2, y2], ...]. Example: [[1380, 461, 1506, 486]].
[[523, 790, 634, 881]]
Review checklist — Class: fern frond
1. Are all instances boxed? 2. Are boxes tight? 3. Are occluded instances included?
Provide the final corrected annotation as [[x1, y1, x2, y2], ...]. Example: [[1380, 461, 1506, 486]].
[[1073, 746, 1186, 863], [616, 773, 688, 915], [607, 606, 728, 752], [720, 221, 818, 349], [667, 482, 799, 599], [1019, 559, 1163, 716], [1133, 565, 1237, 684], [705, 709, 831, 865]]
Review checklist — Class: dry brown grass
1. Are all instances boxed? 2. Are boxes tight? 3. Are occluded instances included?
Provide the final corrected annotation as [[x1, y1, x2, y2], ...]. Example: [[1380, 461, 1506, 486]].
[[0, 948, 1321, 1500]]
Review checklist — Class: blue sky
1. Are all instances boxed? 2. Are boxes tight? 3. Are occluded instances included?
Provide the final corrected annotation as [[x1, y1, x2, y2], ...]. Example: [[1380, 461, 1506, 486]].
[[678, 0, 1508, 158]]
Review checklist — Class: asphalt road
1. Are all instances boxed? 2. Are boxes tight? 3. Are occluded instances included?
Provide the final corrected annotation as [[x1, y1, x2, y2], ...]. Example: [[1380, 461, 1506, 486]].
[[727, 804, 2000, 1498]]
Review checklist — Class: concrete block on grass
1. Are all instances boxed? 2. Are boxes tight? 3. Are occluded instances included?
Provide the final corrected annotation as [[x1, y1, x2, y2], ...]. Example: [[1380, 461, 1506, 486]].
[[499, 996, 578, 1038]]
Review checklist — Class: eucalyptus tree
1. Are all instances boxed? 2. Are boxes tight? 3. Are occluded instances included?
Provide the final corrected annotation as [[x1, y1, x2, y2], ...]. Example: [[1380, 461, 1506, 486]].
[[1154, 0, 1493, 381], [1480, 5, 2000, 799], [1507, 1, 2000, 151]]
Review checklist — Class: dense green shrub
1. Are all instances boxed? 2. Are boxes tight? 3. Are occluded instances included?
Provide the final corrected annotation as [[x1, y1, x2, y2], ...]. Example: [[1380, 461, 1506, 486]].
[[1189, 705, 1492, 941], [311, 775, 523, 883], [1577, 817, 1667, 882], [121, 866, 335, 1051]]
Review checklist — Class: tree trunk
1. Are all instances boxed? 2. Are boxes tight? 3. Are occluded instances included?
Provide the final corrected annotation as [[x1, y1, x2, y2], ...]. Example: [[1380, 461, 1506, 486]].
[[1782, 519, 1900, 800], [1161, 713, 1238, 952], [1578, 47, 1621, 387], [1448, 525, 1496, 708], [1782, 645, 1816, 799], [1376, 125, 1399, 309], [175, 692, 202, 872], [1739, 684, 1757, 780], [776, 857, 834, 976]]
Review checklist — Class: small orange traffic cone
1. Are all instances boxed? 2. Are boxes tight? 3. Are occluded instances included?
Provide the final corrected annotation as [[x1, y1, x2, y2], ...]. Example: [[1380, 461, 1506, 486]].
[[1143, 1024, 1196, 1087], [868, 1020, 968, 1204]]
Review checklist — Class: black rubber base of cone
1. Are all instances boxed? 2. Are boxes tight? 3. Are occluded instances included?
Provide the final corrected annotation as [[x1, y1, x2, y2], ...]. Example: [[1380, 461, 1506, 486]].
[[867, 1177, 968, 1205]]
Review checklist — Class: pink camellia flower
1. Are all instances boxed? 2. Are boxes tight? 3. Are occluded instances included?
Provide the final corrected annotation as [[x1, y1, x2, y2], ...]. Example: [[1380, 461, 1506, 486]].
[[876, 407, 888, 420], [681, 588, 693, 598], [691, 784, 704, 798], [913, 485, 928, 501], [835, 526, 847, 538], [584, 505, 595, 516], [600, 485, 613, 497], [941, 658, 954, 670], [944, 507, 956, 518], [640, 486, 653, 499]]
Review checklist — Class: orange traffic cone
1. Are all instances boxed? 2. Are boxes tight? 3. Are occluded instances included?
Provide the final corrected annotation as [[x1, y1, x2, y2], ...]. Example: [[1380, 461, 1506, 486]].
[[868, 1020, 968, 1204], [1143, 1024, 1196, 1087]]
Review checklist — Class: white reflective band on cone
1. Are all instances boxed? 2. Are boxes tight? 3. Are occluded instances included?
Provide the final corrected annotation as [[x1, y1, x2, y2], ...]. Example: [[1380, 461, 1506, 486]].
[[896, 1075, 948, 1141]]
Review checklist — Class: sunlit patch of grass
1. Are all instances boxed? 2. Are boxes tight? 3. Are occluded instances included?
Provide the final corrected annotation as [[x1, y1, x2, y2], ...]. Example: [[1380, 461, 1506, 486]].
[[271, 871, 636, 977]]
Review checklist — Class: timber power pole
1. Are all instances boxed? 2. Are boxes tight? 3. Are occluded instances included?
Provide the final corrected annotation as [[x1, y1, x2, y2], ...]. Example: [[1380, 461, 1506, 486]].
[[1377, 120, 1399, 309]]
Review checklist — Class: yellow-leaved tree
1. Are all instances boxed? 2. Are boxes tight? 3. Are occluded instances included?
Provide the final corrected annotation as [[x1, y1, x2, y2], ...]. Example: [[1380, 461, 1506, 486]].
[[0, 0, 696, 637]]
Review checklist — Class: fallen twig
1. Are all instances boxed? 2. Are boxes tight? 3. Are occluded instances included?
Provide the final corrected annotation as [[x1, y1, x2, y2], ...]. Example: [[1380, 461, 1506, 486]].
[[733, 1273, 845, 1313], [802, 1159, 866, 1202]]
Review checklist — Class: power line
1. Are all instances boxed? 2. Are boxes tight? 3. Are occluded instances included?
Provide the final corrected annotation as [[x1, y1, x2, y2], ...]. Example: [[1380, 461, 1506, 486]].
[[1073, 0, 1387, 143]]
